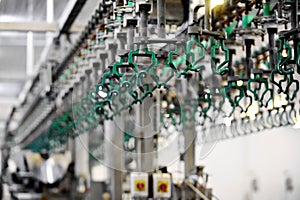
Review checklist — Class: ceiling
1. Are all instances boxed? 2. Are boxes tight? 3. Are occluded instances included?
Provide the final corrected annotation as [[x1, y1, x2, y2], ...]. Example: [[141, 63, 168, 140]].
[[0, 0, 99, 136]]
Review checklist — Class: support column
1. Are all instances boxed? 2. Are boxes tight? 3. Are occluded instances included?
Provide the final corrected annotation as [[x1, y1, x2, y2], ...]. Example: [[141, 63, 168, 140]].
[[181, 79, 196, 200], [75, 132, 90, 187], [183, 124, 196, 178], [135, 96, 155, 172], [104, 118, 124, 199]]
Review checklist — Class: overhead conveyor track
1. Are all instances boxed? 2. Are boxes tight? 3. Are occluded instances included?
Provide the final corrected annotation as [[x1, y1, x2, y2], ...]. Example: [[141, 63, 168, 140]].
[[6, 0, 300, 158], [3, 0, 300, 199]]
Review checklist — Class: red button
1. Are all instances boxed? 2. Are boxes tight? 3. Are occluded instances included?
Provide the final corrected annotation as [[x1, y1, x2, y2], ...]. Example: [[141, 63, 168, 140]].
[[136, 182, 145, 190], [159, 183, 167, 192]]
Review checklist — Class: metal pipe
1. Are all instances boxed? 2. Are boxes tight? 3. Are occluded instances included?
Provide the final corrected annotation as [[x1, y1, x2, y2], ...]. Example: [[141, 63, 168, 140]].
[[205, 0, 211, 30], [228, 49, 236, 76], [291, 0, 298, 29], [85, 69, 92, 91], [157, 0, 166, 38], [267, 28, 277, 70], [46, 0, 54, 23], [185, 181, 210, 200], [26, 31, 34, 76], [278, 0, 283, 18], [140, 10, 148, 38], [127, 25, 135, 50], [291, 0, 299, 61], [181, 79, 196, 200], [80, 76, 85, 98], [245, 39, 254, 78]]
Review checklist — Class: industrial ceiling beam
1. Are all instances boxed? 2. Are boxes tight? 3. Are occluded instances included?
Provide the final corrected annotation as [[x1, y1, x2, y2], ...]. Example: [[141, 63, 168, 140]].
[[0, 22, 85, 33], [57, 0, 88, 37], [4, 0, 89, 145], [0, 22, 56, 32]]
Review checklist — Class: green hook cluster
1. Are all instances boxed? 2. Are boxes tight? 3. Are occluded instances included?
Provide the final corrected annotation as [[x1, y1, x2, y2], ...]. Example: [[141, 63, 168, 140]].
[[26, 91, 103, 152], [26, 33, 229, 152], [94, 34, 225, 121]]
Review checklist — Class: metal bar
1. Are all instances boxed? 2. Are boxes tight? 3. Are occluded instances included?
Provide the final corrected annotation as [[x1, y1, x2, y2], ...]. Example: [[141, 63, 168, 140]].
[[26, 32, 34, 76], [135, 38, 178, 44], [185, 181, 210, 200], [291, 0, 298, 29], [0, 22, 84, 33], [0, 22, 56, 32], [57, 0, 88, 37], [157, 0, 166, 38], [202, 29, 225, 38], [47, 0, 54, 23], [292, 0, 299, 63], [267, 28, 277, 70], [228, 49, 235, 76], [205, 0, 211, 30], [75, 132, 90, 190], [140, 11, 148, 39], [245, 39, 254, 78], [127, 25, 135, 50], [181, 78, 196, 200], [104, 118, 123, 199]]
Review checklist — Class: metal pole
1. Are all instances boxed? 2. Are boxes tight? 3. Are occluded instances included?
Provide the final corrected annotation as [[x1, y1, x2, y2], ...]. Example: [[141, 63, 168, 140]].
[[267, 28, 277, 70], [291, 0, 298, 29], [181, 79, 196, 200], [205, 0, 211, 30], [157, 0, 166, 38], [245, 39, 254, 78], [47, 0, 54, 23], [128, 25, 135, 50], [228, 49, 236, 76], [292, 0, 299, 63], [140, 11, 148, 39], [140, 5, 150, 50], [135, 95, 154, 172], [26, 31, 34, 76], [104, 119, 123, 199]]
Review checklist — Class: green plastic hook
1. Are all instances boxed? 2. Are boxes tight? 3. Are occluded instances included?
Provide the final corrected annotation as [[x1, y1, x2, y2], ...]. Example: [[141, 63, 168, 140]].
[[211, 38, 229, 75], [247, 73, 273, 107]]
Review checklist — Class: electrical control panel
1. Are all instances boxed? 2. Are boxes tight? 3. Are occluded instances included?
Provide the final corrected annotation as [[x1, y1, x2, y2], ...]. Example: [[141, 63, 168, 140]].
[[130, 172, 149, 198], [152, 173, 172, 199]]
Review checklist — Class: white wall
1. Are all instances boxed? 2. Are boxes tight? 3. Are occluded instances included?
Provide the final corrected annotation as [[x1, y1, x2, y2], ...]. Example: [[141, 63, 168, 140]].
[[197, 127, 300, 200]]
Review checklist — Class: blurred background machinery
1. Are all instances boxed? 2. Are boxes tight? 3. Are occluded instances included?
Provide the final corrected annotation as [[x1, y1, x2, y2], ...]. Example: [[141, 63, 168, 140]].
[[1, 0, 300, 199]]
